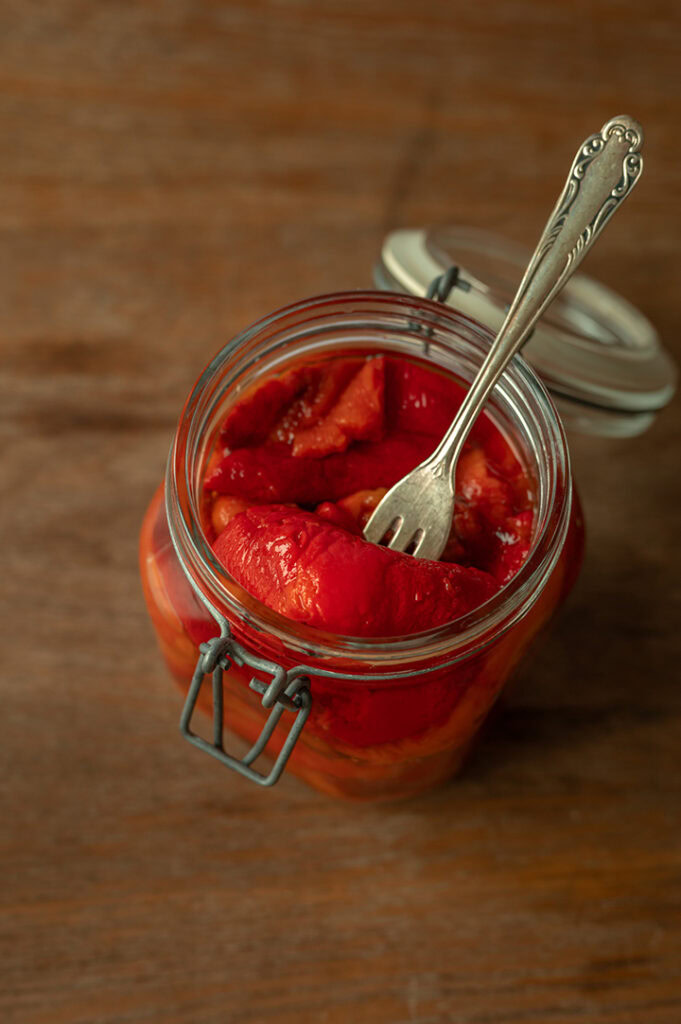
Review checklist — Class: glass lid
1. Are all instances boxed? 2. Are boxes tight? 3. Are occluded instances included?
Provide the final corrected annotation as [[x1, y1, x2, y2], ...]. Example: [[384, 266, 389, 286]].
[[375, 226, 677, 437]]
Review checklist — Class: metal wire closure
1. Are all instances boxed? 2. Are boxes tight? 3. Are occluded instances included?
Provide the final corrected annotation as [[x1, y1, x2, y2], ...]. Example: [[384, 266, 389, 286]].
[[180, 627, 311, 787], [410, 266, 467, 342], [426, 265, 469, 302]]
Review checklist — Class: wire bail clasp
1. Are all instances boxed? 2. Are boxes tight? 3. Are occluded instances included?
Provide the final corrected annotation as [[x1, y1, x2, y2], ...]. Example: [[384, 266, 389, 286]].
[[426, 265, 468, 303], [180, 629, 312, 787]]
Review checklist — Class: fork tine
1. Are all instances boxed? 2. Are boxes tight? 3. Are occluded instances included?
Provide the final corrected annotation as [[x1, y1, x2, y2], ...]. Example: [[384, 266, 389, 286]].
[[362, 503, 398, 545], [408, 528, 434, 558], [403, 527, 426, 555], [363, 463, 454, 557], [384, 515, 412, 550]]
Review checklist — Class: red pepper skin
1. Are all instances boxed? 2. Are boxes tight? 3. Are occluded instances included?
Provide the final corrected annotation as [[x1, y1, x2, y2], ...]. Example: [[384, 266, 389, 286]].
[[213, 505, 499, 638], [385, 357, 487, 439], [205, 433, 437, 504], [219, 358, 373, 451], [291, 357, 385, 457], [219, 371, 305, 449], [385, 358, 527, 477]]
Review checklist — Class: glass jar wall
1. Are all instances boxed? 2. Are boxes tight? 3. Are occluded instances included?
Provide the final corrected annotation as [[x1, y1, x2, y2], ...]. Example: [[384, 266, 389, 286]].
[[140, 293, 584, 800]]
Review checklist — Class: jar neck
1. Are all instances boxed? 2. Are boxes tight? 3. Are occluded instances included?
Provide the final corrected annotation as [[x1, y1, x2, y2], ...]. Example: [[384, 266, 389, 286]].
[[165, 291, 572, 671]]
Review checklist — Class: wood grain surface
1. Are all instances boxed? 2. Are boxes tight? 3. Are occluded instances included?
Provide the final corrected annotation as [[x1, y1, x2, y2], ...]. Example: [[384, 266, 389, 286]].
[[1, 2, 680, 1022]]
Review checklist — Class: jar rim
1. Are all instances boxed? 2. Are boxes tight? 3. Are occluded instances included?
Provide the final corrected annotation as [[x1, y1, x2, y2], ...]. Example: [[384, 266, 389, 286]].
[[166, 290, 572, 669]]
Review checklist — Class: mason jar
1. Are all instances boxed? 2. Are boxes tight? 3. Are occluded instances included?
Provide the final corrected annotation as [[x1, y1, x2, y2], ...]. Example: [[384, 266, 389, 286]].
[[140, 291, 585, 801]]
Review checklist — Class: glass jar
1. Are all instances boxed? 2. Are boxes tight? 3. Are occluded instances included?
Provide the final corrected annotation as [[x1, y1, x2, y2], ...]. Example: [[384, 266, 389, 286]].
[[140, 292, 584, 801]]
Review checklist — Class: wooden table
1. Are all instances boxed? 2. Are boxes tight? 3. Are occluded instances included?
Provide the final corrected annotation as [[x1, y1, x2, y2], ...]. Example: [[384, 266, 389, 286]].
[[2, 3, 680, 1021]]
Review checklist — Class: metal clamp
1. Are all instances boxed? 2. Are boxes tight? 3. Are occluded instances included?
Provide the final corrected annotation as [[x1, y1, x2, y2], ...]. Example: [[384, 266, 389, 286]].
[[426, 267, 534, 346], [180, 630, 312, 787], [426, 265, 470, 303], [410, 266, 471, 344]]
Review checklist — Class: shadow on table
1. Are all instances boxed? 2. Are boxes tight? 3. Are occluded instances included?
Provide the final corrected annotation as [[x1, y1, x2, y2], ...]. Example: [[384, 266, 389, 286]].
[[453, 538, 675, 788]]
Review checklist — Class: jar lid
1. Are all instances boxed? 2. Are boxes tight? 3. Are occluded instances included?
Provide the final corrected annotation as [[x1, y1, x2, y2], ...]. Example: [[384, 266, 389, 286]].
[[375, 226, 677, 437]]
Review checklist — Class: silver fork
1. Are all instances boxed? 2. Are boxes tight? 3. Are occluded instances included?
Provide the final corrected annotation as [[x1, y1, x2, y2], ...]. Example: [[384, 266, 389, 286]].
[[363, 114, 644, 560]]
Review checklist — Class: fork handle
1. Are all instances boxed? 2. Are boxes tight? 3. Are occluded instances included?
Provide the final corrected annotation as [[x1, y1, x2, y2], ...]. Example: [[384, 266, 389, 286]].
[[427, 115, 644, 478]]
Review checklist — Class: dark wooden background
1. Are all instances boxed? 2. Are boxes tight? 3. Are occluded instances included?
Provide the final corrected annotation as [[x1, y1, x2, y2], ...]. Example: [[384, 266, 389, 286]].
[[1, 3, 680, 1022]]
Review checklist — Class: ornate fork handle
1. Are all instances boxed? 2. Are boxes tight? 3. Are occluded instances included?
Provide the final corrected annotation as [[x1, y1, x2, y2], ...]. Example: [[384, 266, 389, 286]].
[[364, 115, 644, 560], [427, 115, 644, 476]]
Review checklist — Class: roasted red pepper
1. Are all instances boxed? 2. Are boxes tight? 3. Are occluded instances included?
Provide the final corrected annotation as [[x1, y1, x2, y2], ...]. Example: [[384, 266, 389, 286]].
[[205, 354, 535, 634], [214, 504, 498, 637]]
